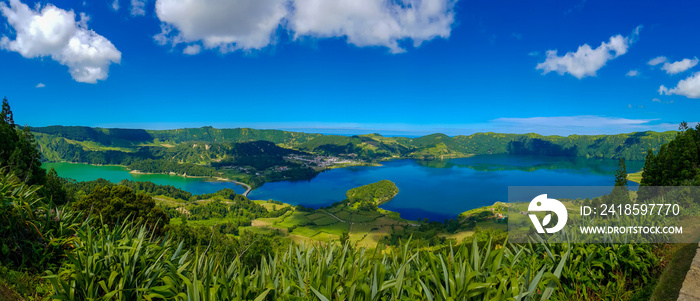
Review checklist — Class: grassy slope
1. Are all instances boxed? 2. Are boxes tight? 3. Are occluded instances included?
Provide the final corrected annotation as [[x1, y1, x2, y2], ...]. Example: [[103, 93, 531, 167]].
[[649, 243, 697, 301], [162, 196, 508, 248], [628, 171, 643, 183], [252, 204, 406, 247], [648, 215, 700, 300]]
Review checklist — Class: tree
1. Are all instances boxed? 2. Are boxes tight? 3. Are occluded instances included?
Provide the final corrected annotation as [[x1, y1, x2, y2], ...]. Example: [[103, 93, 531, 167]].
[[42, 167, 68, 205], [610, 158, 631, 204], [0, 98, 45, 186], [638, 149, 661, 201], [238, 231, 276, 269], [640, 122, 700, 187], [72, 185, 169, 234], [0, 98, 18, 165], [7, 126, 46, 185], [615, 158, 628, 187], [1, 97, 14, 127]]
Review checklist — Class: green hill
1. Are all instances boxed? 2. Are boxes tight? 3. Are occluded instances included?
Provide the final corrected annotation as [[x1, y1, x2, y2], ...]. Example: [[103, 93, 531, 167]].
[[32, 125, 679, 164], [345, 180, 399, 207], [450, 131, 677, 160], [29, 125, 153, 147], [296, 134, 411, 159], [147, 126, 321, 146]]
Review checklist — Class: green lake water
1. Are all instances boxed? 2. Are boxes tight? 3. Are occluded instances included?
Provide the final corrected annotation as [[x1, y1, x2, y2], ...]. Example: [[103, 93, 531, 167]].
[[42, 162, 247, 195]]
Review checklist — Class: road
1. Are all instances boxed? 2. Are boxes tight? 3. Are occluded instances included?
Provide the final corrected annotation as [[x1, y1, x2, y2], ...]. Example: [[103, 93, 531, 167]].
[[236, 181, 252, 197], [214, 177, 252, 197]]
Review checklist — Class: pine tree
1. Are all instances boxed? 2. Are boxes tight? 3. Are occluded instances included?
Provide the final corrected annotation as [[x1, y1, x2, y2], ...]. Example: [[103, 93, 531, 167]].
[[0, 98, 18, 166], [1, 97, 14, 127], [8, 126, 46, 185], [638, 149, 659, 201], [615, 158, 628, 187], [640, 149, 657, 186], [610, 158, 631, 204]]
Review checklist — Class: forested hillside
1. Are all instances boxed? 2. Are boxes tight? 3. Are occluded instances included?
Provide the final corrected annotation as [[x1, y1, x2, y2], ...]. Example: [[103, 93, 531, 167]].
[[451, 131, 677, 160], [32, 125, 677, 163], [31, 125, 321, 146], [640, 122, 700, 187]]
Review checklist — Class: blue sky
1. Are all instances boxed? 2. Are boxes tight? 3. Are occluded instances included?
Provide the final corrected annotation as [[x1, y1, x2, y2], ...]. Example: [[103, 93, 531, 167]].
[[1, 0, 699, 136]]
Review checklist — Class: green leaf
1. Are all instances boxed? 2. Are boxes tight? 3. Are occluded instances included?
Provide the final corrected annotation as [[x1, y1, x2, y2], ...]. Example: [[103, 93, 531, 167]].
[[255, 288, 273, 301], [310, 286, 330, 301]]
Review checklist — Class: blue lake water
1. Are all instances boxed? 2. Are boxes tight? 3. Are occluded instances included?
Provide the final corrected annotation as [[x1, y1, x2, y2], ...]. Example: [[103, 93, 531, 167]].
[[45, 155, 644, 221], [250, 155, 643, 221]]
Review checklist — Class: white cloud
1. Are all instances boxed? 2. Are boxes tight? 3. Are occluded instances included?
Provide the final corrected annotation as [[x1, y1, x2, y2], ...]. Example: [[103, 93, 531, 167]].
[[490, 116, 690, 135], [154, 0, 289, 51], [626, 69, 639, 77], [111, 0, 119, 11], [528, 51, 539, 56], [289, 0, 456, 54], [131, 0, 146, 16], [661, 57, 698, 75], [0, 0, 121, 83], [652, 98, 673, 104], [647, 56, 667, 66], [182, 44, 201, 55], [35, 82, 45, 88], [153, 23, 171, 45], [536, 26, 641, 79], [659, 71, 700, 98], [494, 115, 653, 128], [153, 0, 457, 54]]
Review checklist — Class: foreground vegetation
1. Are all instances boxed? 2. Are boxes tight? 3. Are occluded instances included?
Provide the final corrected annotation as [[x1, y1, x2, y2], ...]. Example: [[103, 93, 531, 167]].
[[46, 220, 570, 300], [0, 167, 671, 300]]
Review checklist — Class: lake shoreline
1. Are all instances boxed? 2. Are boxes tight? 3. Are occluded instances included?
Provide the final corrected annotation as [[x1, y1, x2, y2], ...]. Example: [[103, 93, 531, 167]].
[[129, 170, 253, 196], [43, 161, 253, 195], [45, 155, 644, 221]]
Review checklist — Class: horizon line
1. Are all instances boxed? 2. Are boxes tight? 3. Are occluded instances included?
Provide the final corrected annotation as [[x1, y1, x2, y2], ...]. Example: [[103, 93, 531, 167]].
[[25, 123, 681, 138]]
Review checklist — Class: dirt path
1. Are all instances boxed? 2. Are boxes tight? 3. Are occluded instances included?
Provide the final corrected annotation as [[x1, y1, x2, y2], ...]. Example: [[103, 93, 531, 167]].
[[322, 211, 353, 224]]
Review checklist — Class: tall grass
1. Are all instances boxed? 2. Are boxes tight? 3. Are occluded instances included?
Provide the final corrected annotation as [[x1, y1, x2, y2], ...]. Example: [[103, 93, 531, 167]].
[[0, 172, 84, 271], [47, 221, 568, 300]]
